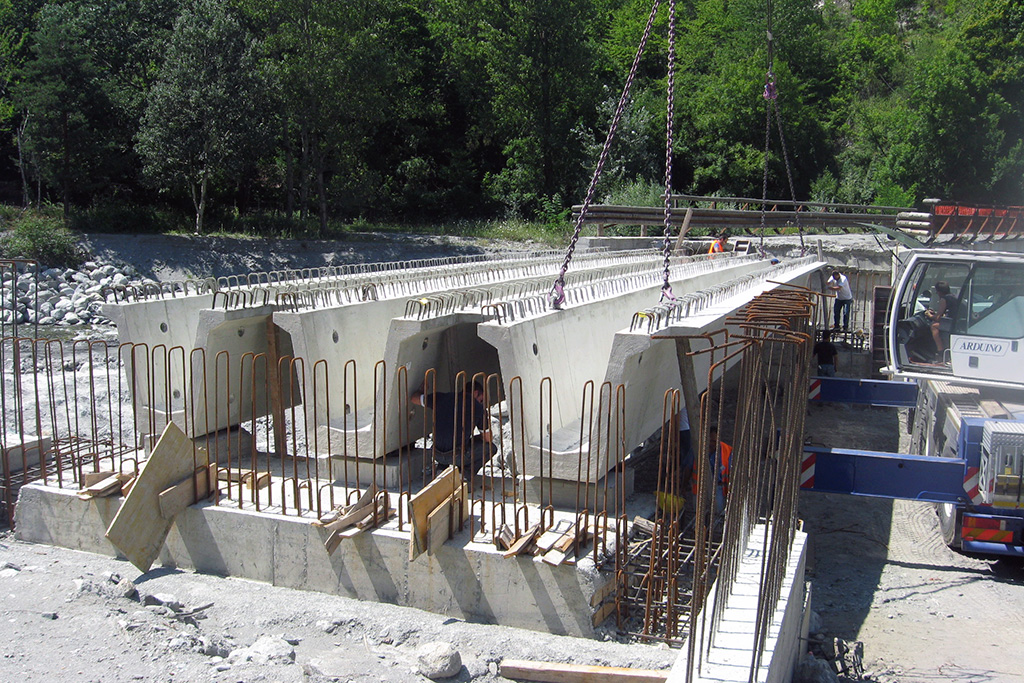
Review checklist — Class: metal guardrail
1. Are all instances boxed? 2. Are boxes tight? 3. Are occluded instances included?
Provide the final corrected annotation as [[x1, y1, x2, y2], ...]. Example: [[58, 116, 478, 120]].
[[571, 204, 902, 234]]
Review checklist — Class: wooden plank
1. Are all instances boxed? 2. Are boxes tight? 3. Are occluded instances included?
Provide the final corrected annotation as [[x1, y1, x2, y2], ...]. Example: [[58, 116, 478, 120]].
[[105, 422, 209, 572], [242, 470, 271, 491], [503, 523, 540, 558], [157, 464, 214, 520], [121, 475, 137, 497], [214, 467, 270, 491], [323, 498, 391, 554], [426, 497, 453, 556], [543, 524, 590, 566], [81, 470, 116, 488], [590, 576, 618, 608], [77, 474, 125, 499], [592, 600, 616, 628], [426, 480, 471, 556], [409, 466, 462, 561], [631, 516, 657, 536], [315, 486, 377, 529], [535, 519, 574, 552], [496, 524, 515, 550], [499, 659, 667, 683]]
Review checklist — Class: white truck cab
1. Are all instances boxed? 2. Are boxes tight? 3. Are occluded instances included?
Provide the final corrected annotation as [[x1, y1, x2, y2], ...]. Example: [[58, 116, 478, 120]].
[[887, 249, 1024, 388]]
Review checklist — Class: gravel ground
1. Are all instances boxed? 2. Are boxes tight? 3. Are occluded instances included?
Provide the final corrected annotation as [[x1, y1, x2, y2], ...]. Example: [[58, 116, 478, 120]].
[[802, 403, 1024, 683], [0, 531, 677, 683]]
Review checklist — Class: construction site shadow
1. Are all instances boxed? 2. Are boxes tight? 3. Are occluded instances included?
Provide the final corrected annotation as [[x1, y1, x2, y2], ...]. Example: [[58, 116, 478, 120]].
[[799, 492, 893, 641], [800, 402, 901, 640], [174, 508, 230, 579], [433, 539, 498, 628]]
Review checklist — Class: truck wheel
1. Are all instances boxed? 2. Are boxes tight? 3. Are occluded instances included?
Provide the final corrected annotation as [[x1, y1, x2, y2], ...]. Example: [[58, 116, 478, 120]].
[[937, 503, 962, 548]]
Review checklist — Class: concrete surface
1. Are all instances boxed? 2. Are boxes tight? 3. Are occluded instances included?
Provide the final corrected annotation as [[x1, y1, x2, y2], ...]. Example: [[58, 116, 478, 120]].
[[15, 482, 610, 638]]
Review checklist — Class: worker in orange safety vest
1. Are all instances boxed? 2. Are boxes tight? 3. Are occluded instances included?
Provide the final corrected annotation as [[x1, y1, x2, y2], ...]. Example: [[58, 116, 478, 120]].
[[691, 425, 731, 513], [708, 233, 728, 256]]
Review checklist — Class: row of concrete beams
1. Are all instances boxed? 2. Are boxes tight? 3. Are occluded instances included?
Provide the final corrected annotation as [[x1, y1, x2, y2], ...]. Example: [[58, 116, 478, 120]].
[[476, 256, 823, 484], [338, 254, 821, 489], [287, 253, 704, 459], [102, 248, 670, 439], [103, 249, 824, 492]]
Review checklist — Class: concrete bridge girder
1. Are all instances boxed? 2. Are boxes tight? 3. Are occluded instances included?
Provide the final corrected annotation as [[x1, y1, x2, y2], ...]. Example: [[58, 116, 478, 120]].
[[103, 251, 660, 446], [475, 257, 785, 457], [500, 257, 824, 485]]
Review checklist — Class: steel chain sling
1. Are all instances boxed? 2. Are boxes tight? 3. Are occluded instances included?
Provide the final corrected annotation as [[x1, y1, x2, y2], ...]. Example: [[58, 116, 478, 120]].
[[550, 0, 663, 309], [660, 0, 678, 302], [759, 0, 805, 257]]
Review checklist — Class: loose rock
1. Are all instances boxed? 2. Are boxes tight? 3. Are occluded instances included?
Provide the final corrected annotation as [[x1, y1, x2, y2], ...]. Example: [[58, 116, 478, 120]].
[[415, 641, 462, 680], [227, 635, 295, 665]]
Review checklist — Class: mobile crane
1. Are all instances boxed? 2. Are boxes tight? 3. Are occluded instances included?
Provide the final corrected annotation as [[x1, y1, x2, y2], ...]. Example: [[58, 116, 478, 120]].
[[802, 204, 1024, 558]]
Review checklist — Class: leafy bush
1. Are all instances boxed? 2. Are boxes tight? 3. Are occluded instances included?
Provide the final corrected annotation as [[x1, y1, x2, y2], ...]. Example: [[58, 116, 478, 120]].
[[601, 178, 664, 207], [0, 214, 85, 268]]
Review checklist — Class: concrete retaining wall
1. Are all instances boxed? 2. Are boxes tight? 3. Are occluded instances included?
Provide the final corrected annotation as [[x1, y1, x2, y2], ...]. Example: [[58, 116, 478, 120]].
[[15, 483, 607, 637]]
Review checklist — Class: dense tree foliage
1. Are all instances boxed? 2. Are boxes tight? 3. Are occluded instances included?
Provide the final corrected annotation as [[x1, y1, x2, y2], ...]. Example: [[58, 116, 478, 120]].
[[1, 0, 1022, 230]]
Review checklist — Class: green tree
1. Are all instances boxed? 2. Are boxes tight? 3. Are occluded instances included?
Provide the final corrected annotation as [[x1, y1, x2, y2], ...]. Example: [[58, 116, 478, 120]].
[[432, 0, 606, 218], [13, 3, 117, 217], [137, 0, 273, 234]]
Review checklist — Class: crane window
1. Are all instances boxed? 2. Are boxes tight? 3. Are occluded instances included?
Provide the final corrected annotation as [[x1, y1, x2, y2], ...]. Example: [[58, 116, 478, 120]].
[[960, 264, 1024, 339]]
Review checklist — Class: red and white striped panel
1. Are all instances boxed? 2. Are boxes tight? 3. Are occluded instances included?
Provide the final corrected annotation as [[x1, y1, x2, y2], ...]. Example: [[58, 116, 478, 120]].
[[800, 452, 816, 489], [808, 379, 822, 401], [963, 466, 982, 504]]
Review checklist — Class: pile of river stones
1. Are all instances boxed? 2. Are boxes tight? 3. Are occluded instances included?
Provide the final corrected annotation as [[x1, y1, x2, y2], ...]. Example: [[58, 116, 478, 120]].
[[1, 260, 155, 327]]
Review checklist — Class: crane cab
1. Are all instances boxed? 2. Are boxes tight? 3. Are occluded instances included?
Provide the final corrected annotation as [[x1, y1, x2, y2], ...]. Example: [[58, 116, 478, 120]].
[[887, 250, 1024, 388]]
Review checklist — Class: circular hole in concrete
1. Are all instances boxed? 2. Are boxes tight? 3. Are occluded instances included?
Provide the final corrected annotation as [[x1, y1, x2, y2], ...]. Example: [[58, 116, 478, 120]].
[[237, 328, 245, 337], [228, 394, 236, 404], [422, 337, 429, 350], [345, 403, 351, 415], [159, 323, 168, 333], [332, 330, 339, 343], [532, 343, 538, 356], [172, 389, 181, 400]]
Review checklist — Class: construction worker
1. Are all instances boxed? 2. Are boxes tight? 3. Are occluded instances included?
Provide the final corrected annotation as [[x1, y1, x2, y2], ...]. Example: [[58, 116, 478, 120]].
[[411, 378, 494, 482], [708, 233, 728, 256], [692, 425, 731, 513]]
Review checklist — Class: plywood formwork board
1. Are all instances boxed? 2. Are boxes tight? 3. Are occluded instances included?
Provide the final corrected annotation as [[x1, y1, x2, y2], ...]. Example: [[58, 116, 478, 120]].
[[157, 464, 215, 520], [425, 483, 469, 556], [409, 466, 462, 560], [105, 422, 209, 572], [499, 659, 667, 683]]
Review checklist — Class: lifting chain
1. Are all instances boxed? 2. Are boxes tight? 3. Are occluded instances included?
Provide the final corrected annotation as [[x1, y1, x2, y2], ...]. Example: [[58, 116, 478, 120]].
[[550, 0, 663, 309], [660, 0, 678, 302], [759, 0, 805, 257]]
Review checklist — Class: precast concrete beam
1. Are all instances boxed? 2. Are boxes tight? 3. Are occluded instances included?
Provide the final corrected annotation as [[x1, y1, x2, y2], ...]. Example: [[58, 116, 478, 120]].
[[478, 256, 824, 483], [597, 258, 825, 481], [476, 256, 771, 466], [274, 252, 676, 463]]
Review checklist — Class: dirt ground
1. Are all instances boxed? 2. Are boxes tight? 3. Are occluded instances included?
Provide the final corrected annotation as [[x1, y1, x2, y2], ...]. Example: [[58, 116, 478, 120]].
[[802, 402, 1024, 682]]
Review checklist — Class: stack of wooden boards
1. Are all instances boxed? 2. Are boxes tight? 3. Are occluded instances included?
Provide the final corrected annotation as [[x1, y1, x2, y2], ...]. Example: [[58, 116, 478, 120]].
[[312, 485, 393, 554], [497, 516, 599, 566], [408, 466, 469, 560]]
